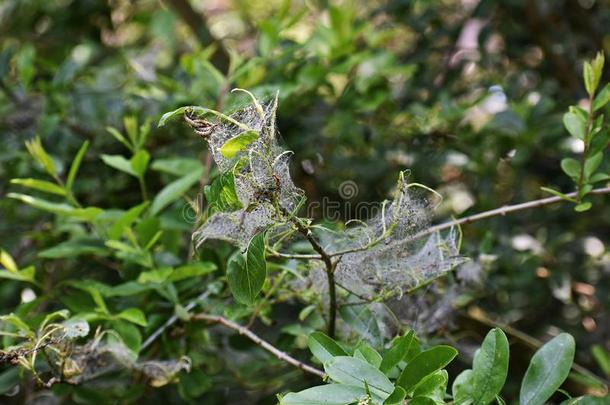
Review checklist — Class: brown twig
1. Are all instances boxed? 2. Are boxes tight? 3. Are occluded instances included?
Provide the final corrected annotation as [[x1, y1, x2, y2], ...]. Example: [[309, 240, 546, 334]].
[[192, 313, 325, 378]]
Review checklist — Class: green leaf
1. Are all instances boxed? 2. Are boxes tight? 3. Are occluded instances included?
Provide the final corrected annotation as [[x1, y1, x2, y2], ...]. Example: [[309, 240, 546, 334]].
[[520, 333, 575, 405], [380, 330, 418, 374], [0, 250, 18, 273], [227, 232, 267, 305], [308, 331, 348, 364], [591, 345, 610, 376], [219, 130, 260, 158], [354, 342, 382, 368], [25, 137, 56, 176], [151, 158, 201, 176], [130, 150, 150, 178], [106, 127, 133, 151], [593, 83, 610, 111], [7, 193, 103, 221], [589, 173, 610, 183], [150, 168, 203, 215], [101, 154, 137, 176], [116, 308, 148, 327], [469, 328, 510, 405], [39, 237, 109, 259], [410, 396, 437, 405], [66, 140, 90, 191], [280, 384, 369, 405], [324, 356, 394, 400], [111, 320, 142, 354], [138, 267, 173, 284], [204, 171, 243, 212], [0, 369, 20, 395], [0, 313, 33, 337], [453, 369, 474, 405], [168, 262, 217, 282], [10, 178, 66, 196], [584, 61, 596, 96], [584, 152, 603, 179], [575, 202, 592, 212], [158, 106, 187, 127], [396, 345, 458, 393], [108, 202, 150, 240], [383, 387, 406, 405], [560, 158, 581, 180], [563, 112, 586, 140], [412, 369, 448, 399]]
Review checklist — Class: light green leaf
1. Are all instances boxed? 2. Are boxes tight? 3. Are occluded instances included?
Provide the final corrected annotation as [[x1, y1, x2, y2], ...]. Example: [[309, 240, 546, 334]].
[[589, 173, 610, 183], [151, 158, 201, 176], [575, 202, 592, 212], [560, 158, 581, 180], [324, 356, 394, 400], [469, 328, 510, 405], [412, 370, 448, 401], [158, 106, 188, 127], [117, 308, 148, 327], [168, 262, 217, 282], [591, 345, 610, 376], [150, 168, 203, 215], [354, 342, 382, 369], [7, 193, 103, 221], [0, 250, 18, 273], [593, 83, 610, 111], [453, 369, 474, 405], [280, 384, 369, 405], [130, 150, 150, 177], [10, 178, 66, 196], [138, 267, 173, 284], [106, 127, 133, 151], [584, 61, 596, 96], [308, 331, 348, 364], [219, 130, 259, 158], [396, 345, 458, 393], [0, 313, 33, 337], [563, 112, 586, 140], [25, 137, 56, 176], [227, 232, 267, 305], [380, 330, 418, 374], [101, 154, 137, 176], [540, 187, 577, 203], [520, 333, 575, 405], [339, 304, 382, 348], [66, 140, 90, 191]]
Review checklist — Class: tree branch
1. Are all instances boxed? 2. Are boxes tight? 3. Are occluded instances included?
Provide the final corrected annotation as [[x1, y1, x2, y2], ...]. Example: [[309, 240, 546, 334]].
[[192, 313, 325, 379]]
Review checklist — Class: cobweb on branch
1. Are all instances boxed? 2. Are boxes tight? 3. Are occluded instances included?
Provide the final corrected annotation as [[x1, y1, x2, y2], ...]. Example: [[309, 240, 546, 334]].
[[191, 97, 304, 249]]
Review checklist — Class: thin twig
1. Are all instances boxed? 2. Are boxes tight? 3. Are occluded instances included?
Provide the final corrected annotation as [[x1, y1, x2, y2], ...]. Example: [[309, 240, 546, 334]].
[[141, 290, 212, 351], [192, 313, 325, 379]]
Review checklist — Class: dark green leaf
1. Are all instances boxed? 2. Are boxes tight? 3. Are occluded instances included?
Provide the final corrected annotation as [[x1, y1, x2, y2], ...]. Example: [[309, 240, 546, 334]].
[[520, 333, 575, 405], [204, 171, 243, 212], [396, 345, 458, 393], [469, 328, 510, 405], [227, 232, 267, 305], [354, 342, 382, 368], [380, 330, 418, 374], [383, 387, 406, 405]]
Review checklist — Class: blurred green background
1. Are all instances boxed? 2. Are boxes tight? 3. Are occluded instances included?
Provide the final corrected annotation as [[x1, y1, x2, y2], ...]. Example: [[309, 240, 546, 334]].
[[1, 0, 609, 403]]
